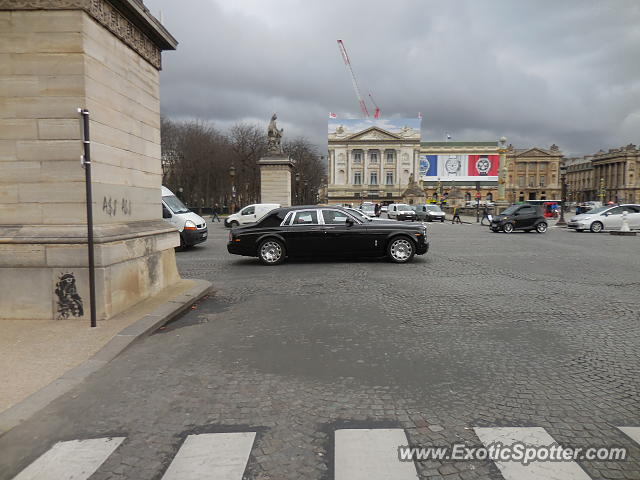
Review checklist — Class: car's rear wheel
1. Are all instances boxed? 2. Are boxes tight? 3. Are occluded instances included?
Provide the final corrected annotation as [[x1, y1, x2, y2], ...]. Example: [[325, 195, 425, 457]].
[[258, 238, 285, 265], [536, 222, 548, 233], [590, 221, 603, 233], [387, 237, 415, 263], [503, 222, 514, 233]]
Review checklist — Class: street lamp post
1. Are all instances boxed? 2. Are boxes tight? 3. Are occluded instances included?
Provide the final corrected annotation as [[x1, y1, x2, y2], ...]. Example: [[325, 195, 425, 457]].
[[557, 165, 568, 226], [497, 136, 508, 202], [229, 164, 236, 214], [295, 172, 301, 205]]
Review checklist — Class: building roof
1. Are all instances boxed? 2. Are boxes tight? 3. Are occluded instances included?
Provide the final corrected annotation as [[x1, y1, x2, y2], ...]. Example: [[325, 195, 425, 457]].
[[421, 141, 498, 147]]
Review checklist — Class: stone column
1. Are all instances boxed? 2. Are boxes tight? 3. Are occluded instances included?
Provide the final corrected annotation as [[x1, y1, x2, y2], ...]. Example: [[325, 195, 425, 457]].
[[0, 2, 181, 321]]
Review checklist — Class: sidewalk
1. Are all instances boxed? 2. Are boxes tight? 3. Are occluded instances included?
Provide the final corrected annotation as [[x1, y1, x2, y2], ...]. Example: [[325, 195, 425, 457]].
[[0, 278, 211, 432]]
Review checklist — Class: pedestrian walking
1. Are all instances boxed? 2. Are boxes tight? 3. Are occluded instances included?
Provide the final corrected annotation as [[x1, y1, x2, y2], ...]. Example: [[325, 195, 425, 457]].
[[452, 206, 462, 224], [481, 205, 491, 226], [374, 203, 380, 217], [211, 203, 221, 222]]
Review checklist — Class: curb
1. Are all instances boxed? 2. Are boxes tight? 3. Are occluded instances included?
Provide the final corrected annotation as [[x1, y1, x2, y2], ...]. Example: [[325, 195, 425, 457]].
[[0, 279, 212, 436]]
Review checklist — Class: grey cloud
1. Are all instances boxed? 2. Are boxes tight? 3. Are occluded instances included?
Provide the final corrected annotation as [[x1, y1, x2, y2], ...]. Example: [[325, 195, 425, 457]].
[[146, 0, 640, 156]]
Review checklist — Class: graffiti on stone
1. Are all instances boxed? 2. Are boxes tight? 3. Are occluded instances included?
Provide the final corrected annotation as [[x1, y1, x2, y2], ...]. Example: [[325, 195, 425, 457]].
[[55, 273, 84, 319], [103, 196, 132, 217]]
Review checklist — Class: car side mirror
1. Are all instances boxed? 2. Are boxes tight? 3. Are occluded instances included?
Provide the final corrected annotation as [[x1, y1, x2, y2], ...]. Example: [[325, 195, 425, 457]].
[[346, 217, 354, 227], [162, 207, 171, 219]]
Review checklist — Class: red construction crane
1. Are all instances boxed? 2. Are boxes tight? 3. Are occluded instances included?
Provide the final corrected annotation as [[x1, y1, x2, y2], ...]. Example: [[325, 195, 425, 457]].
[[337, 40, 370, 119], [368, 93, 381, 119]]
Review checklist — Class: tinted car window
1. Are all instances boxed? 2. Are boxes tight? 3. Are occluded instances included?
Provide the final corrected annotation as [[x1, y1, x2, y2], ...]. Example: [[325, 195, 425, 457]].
[[292, 210, 318, 225], [241, 206, 255, 215], [257, 212, 283, 227], [606, 206, 626, 215], [518, 207, 536, 215], [323, 210, 351, 224]]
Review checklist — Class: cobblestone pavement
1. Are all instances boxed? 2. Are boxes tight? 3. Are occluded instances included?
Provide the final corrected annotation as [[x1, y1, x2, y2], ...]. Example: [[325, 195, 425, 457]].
[[1, 221, 639, 479]]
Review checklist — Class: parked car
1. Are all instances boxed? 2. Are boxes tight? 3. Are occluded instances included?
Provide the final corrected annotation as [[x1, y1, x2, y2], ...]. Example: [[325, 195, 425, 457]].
[[161, 186, 208, 249], [380, 205, 388, 214], [568, 204, 640, 232], [414, 204, 445, 222], [360, 203, 377, 217], [227, 206, 429, 265], [224, 203, 280, 228], [387, 203, 417, 221], [489, 204, 548, 233]]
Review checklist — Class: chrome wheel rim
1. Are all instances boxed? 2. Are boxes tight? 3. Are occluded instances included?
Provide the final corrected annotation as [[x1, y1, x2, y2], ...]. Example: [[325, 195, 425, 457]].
[[591, 222, 602, 232], [537, 223, 547, 232], [504, 223, 513, 233], [260, 241, 282, 263], [390, 239, 412, 261]]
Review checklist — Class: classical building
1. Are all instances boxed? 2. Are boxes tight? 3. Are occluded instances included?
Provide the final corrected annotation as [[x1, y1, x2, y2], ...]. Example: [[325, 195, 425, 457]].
[[564, 156, 595, 203], [590, 145, 639, 204], [505, 145, 563, 202], [327, 120, 421, 205]]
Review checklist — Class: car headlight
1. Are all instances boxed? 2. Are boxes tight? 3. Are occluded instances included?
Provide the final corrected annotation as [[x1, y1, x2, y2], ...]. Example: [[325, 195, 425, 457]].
[[184, 220, 197, 230]]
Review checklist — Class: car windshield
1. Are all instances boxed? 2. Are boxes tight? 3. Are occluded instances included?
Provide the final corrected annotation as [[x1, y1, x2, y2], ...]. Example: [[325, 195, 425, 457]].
[[500, 205, 520, 215], [361, 204, 375, 213], [397, 204, 413, 211], [163, 195, 190, 214], [584, 206, 610, 214], [426, 206, 442, 212]]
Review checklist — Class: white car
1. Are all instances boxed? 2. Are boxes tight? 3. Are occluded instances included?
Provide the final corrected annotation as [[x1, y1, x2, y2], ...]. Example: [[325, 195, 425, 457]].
[[568, 204, 640, 232], [225, 203, 280, 228], [161, 186, 208, 249]]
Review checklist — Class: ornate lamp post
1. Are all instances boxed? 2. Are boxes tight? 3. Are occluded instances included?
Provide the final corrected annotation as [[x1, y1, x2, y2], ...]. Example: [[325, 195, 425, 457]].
[[229, 164, 236, 213], [304, 180, 309, 205], [557, 165, 568, 226], [497, 136, 508, 202], [295, 172, 301, 205]]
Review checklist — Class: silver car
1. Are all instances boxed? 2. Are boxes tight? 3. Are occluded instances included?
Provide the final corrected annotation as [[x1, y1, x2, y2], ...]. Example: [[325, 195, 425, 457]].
[[568, 204, 640, 232]]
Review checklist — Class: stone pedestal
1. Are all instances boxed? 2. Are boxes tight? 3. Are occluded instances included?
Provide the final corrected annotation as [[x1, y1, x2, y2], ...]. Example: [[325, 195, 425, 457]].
[[0, 3, 181, 321], [258, 155, 295, 207]]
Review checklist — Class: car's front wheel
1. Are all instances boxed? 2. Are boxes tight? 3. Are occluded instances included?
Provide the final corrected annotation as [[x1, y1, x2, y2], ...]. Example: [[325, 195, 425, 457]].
[[502, 222, 514, 233], [229, 220, 239, 228], [387, 237, 415, 263], [590, 221, 603, 233], [258, 238, 286, 265], [536, 222, 548, 233]]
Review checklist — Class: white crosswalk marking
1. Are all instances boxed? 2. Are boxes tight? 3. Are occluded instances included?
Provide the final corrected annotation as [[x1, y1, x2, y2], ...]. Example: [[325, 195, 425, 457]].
[[618, 426, 640, 444], [160, 432, 256, 480], [334, 428, 419, 480], [12, 437, 125, 480], [474, 427, 591, 480]]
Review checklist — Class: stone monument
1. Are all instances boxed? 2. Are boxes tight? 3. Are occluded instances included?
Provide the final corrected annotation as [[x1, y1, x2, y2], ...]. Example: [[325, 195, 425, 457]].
[[402, 174, 427, 205], [0, 1, 182, 321], [258, 113, 295, 206]]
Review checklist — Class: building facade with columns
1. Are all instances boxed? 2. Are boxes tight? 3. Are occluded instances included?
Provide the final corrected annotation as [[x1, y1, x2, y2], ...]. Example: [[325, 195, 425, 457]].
[[504, 145, 563, 202], [564, 156, 595, 203], [327, 119, 421, 205], [590, 145, 639, 204]]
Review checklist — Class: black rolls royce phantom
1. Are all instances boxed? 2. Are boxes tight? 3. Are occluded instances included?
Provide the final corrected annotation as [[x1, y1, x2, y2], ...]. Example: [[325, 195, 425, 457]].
[[227, 206, 429, 265]]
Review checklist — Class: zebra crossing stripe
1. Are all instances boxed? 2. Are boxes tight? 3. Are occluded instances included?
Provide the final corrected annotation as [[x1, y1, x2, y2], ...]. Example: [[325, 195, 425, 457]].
[[334, 428, 419, 480], [474, 427, 590, 480], [160, 432, 256, 480], [618, 426, 640, 444], [12, 437, 125, 480]]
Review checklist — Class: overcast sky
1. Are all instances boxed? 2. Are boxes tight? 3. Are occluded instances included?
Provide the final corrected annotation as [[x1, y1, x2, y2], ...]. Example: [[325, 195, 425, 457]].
[[145, 0, 640, 157]]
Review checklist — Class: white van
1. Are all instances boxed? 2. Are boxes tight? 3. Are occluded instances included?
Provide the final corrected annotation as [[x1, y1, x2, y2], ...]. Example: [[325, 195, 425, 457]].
[[161, 186, 208, 249], [387, 203, 417, 221], [224, 203, 280, 228]]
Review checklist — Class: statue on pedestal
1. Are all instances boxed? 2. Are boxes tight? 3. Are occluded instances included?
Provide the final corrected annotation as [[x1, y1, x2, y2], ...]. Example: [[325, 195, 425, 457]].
[[267, 113, 284, 155]]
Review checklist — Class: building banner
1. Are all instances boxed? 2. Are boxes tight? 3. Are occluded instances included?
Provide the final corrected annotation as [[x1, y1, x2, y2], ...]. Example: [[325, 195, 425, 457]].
[[437, 155, 467, 178], [468, 154, 499, 176], [419, 155, 438, 177]]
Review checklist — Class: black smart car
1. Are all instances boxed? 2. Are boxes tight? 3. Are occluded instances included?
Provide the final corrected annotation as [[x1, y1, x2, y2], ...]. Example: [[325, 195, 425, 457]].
[[227, 206, 429, 265], [490, 204, 548, 233]]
